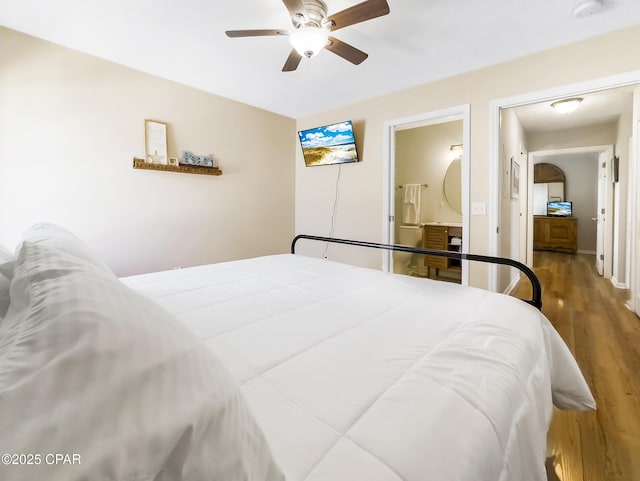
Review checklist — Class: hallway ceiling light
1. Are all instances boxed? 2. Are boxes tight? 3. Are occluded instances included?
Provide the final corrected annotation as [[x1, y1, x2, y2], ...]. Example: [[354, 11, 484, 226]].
[[551, 98, 583, 114]]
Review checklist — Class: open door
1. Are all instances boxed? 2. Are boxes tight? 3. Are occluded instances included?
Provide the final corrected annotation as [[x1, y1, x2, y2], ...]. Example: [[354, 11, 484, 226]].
[[595, 152, 607, 275], [633, 116, 640, 315]]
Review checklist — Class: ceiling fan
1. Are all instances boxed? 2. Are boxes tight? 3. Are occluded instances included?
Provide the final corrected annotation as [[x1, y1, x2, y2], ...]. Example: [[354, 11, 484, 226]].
[[225, 0, 390, 72]]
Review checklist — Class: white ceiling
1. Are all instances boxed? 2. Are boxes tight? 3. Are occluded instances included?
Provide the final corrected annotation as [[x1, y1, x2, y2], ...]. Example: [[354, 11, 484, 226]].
[[535, 151, 599, 164], [512, 85, 635, 133], [1, 0, 639, 119]]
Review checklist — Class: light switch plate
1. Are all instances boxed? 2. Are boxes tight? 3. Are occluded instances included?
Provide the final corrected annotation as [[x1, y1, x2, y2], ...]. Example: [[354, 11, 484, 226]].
[[471, 202, 486, 216]]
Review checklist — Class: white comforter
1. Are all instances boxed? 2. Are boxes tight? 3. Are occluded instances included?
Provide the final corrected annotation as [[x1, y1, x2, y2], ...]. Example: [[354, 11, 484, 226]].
[[122, 254, 594, 481]]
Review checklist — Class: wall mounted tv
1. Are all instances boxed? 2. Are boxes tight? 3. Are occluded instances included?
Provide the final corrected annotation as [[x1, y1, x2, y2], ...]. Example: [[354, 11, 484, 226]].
[[298, 120, 359, 167], [547, 201, 572, 217]]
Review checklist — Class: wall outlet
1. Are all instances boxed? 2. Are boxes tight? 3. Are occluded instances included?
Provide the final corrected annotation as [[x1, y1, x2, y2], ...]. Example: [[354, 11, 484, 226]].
[[471, 202, 487, 216]]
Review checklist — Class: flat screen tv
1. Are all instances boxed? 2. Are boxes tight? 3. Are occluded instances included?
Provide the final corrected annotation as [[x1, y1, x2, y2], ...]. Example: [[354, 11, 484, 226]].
[[547, 201, 572, 217], [298, 120, 359, 167]]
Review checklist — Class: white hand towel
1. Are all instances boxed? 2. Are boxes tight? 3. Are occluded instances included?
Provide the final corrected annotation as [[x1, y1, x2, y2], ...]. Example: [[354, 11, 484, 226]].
[[402, 184, 421, 225], [404, 184, 419, 204]]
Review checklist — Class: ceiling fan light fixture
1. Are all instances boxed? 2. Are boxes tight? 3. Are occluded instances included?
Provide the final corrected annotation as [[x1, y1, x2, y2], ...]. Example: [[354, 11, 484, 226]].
[[289, 26, 329, 58], [551, 97, 583, 114], [226, 0, 390, 71]]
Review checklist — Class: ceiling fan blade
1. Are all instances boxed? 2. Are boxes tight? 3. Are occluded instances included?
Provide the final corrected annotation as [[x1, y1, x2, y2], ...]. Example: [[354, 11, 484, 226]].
[[282, 0, 307, 19], [226, 29, 288, 38], [326, 36, 368, 65], [282, 49, 303, 71], [327, 0, 390, 31]]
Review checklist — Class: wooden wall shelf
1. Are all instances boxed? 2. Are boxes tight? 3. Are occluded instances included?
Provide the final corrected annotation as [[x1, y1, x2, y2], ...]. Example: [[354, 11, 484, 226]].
[[132, 158, 222, 176]]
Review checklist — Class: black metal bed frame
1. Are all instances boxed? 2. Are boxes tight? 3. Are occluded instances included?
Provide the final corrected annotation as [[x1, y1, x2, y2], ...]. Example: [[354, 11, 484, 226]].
[[291, 234, 542, 310]]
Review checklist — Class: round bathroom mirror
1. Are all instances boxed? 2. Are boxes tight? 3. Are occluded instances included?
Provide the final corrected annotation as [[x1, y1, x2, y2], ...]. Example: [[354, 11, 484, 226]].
[[444, 158, 462, 214]]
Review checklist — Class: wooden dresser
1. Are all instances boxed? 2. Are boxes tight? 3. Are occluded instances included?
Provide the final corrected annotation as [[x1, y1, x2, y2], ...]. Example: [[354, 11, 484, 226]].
[[533, 216, 577, 253], [422, 223, 463, 274]]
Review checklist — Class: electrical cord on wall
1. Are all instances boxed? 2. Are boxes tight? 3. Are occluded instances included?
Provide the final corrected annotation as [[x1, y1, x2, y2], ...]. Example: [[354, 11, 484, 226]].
[[323, 164, 342, 258]]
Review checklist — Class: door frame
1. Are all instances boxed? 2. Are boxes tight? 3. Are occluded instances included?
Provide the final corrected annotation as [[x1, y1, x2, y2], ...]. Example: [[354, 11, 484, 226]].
[[489, 69, 640, 292], [634, 115, 640, 314], [382, 104, 471, 285], [526, 145, 614, 278], [597, 149, 613, 277]]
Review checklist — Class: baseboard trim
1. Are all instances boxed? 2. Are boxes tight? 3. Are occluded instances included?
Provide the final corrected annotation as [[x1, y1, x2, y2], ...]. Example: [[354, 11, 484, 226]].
[[610, 276, 628, 290], [503, 274, 520, 296]]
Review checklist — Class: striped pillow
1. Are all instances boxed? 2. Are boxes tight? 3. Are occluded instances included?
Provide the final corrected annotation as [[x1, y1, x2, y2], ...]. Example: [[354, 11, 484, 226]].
[[0, 241, 283, 481], [0, 243, 13, 319]]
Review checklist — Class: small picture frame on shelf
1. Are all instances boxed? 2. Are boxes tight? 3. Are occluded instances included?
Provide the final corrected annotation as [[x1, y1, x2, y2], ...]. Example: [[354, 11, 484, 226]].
[[168, 157, 179, 167], [145, 119, 168, 165]]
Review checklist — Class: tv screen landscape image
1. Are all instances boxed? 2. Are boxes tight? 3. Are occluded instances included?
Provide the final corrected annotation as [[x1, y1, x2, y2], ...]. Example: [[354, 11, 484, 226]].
[[298, 120, 359, 167], [547, 201, 572, 217]]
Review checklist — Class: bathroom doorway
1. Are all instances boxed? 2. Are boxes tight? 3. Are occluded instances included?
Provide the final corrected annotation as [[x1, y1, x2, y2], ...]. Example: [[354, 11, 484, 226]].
[[382, 105, 470, 285]]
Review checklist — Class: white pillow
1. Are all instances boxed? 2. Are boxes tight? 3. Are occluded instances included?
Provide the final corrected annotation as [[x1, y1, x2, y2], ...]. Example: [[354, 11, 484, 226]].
[[0, 241, 284, 481], [20, 222, 114, 276], [0, 269, 9, 319], [0, 243, 13, 319], [0, 242, 12, 262]]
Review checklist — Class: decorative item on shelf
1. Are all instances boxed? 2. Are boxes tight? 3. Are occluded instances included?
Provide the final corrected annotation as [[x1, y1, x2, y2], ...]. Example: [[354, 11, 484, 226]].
[[132, 158, 222, 176], [180, 151, 216, 168], [168, 157, 179, 167], [144, 120, 168, 164]]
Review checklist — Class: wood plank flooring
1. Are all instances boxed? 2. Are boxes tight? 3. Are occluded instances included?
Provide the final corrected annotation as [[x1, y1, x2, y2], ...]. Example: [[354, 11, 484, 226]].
[[511, 251, 640, 481]]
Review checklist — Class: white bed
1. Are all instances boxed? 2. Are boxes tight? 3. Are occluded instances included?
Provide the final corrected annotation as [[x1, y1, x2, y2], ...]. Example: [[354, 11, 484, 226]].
[[0, 224, 595, 481], [121, 252, 594, 481]]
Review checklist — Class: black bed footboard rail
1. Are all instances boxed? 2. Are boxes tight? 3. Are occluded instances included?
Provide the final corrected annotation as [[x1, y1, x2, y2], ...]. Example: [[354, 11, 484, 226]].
[[291, 234, 542, 310]]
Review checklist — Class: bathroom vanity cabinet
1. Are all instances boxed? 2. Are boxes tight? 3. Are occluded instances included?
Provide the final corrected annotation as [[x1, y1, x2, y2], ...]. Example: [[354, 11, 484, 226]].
[[422, 223, 463, 273]]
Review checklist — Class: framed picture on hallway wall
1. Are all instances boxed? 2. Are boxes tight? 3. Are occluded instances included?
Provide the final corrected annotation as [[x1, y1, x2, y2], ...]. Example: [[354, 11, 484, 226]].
[[511, 157, 520, 200]]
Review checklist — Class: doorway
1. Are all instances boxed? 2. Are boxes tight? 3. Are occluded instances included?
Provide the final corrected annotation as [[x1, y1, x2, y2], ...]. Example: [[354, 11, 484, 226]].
[[489, 74, 639, 293], [527, 146, 614, 278], [382, 105, 470, 285]]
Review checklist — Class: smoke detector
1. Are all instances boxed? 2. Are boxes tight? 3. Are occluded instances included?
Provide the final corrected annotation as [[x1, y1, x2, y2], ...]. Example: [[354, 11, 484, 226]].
[[572, 0, 603, 18]]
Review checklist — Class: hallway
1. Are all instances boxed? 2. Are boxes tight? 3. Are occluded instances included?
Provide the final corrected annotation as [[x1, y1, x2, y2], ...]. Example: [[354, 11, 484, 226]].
[[512, 251, 640, 481]]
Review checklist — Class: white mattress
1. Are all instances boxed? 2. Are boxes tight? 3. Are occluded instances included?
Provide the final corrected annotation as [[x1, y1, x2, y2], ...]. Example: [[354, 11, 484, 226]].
[[122, 253, 595, 481]]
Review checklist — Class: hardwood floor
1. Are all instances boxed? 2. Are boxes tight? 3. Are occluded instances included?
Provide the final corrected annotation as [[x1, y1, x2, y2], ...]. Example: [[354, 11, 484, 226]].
[[511, 251, 640, 481]]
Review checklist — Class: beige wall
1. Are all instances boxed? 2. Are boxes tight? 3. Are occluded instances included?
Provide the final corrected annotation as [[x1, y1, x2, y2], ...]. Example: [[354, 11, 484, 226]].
[[527, 123, 617, 152], [499, 109, 527, 292], [0, 28, 295, 276], [614, 112, 632, 286], [295, 25, 640, 288]]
